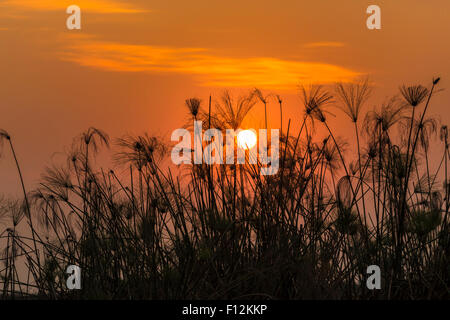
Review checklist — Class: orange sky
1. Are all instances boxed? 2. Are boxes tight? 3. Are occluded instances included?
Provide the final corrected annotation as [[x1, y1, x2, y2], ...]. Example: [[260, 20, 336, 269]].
[[0, 0, 449, 194]]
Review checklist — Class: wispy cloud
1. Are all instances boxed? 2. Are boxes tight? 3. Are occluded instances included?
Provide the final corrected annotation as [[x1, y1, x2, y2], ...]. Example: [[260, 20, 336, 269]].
[[58, 37, 360, 90], [303, 42, 345, 49], [2, 0, 148, 14]]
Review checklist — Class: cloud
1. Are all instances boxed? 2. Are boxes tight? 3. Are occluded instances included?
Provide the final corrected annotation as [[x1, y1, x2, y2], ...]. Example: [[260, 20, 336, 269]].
[[58, 37, 361, 90], [303, 42, 345, 49], [2, 0, 147, 14]]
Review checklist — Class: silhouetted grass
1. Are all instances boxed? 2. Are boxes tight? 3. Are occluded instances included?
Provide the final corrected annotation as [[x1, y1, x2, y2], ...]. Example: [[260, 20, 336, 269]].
[[0, 77, 448, 300]]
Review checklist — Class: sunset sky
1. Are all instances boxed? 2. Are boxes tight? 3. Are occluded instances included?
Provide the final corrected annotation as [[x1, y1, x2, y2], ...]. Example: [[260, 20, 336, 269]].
[[0, 0, 449, 194]]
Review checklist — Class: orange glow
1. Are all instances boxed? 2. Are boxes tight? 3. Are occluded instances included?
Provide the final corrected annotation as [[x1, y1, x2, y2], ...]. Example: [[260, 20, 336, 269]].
[[2, 0, 147, 13], [58, 39, 361, 89]]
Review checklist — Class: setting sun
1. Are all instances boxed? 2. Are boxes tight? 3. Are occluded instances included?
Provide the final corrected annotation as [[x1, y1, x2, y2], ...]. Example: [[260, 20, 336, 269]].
[[237, 130, 257, 150]]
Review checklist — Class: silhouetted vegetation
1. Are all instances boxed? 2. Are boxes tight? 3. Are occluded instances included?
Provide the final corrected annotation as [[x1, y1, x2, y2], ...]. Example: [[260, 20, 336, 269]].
[[0, 77, 448, 299]]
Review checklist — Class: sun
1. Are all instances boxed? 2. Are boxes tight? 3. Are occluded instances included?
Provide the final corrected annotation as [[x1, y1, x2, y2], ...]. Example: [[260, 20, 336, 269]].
[[237, 130, 257, 150]]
